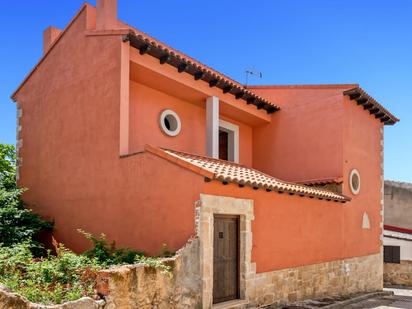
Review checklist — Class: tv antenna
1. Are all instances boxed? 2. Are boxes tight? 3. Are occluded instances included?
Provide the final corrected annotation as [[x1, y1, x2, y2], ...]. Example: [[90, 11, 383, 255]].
[[244, 68, 263, 87]]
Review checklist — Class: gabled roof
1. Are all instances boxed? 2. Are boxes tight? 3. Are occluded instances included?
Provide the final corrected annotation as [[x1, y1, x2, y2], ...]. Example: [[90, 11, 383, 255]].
[[12, 3, 279, 115], [124, 31, 279, 114], [343, 87, 399, 125], [145, 145, 350, 203], [11, 3, 91, 101]]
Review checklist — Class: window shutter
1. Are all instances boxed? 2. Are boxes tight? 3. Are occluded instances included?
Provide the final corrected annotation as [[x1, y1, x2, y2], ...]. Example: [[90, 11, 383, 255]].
[[384, 246, 392, 263], [393, 246, 401, 263], [383, 245, 401, 264]]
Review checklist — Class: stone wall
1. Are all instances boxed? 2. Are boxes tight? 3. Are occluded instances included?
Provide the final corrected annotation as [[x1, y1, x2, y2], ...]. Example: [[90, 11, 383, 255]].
[[197, 194, 383, 308], [384, 260, 412, 287], [97, 238, 202, 309], [249, 253, 383, 307], [384, 181, 412, 229], [0, 239, 201, 309], [0, 288, 104, 309]]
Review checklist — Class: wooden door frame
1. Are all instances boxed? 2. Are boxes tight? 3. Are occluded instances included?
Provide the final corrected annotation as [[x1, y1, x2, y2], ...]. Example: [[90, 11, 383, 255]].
[[213, 214, 240, 303]]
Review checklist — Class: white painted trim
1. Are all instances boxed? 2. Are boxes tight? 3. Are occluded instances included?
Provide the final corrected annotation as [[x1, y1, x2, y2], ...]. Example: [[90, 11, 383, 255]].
[[362, 212, 370, 229], [159, 109, 181, 137], [206, 96, 219, 158], [349, 169, 361, 195], [219, 119, 239, 163]]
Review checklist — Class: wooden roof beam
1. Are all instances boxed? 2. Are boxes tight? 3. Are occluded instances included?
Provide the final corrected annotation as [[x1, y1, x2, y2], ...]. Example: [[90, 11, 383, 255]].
[[369, 108, 380, 115], [209, 79, 219, 87], [363, 103, 374, 110], [177, 63, 187, 73]]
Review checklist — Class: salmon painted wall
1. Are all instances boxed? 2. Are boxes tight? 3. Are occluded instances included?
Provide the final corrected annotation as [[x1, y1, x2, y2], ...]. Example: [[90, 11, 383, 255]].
[[14, 5, 204, 255], [250, 86, 349, 182], [13, 2, 383, 275], [341, 95, 383, 256], [128, 79, 253, 166], [129, 80, 206, 155], [203, 181, 380, 273]]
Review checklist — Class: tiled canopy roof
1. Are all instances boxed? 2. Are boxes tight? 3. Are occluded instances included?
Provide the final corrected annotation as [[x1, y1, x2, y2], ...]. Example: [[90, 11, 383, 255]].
[[123, 31, 279, 114], [146, 145, 350, 203], [296, 177, 343, 186], [343, 87, 399, 125]]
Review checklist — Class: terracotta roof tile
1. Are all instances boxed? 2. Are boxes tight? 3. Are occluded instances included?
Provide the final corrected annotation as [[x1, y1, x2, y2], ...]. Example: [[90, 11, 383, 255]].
[[145, 145, 350, 203], [123, 30, 279, 113], [295, 177, 343, 186]]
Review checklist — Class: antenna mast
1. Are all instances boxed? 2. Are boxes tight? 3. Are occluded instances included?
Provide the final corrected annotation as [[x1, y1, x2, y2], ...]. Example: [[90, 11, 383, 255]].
[[244, 68, 263, 87]]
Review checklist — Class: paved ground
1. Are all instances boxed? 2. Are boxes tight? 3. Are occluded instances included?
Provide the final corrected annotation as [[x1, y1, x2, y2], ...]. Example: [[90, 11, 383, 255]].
[[270, 288, 412, 309], [345, 288, 412, 309]]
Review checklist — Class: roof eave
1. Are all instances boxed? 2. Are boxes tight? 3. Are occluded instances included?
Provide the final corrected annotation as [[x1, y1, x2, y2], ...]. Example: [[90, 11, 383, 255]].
[[343, 87, 399, 125], [124, 31, 280, 114]]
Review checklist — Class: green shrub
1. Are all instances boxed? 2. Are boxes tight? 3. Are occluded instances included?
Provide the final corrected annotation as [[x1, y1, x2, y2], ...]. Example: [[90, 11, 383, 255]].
[[0, 143, 172, 304], [79, 230, 172, 274], [134, 255, 172, 276], [0, 243, 101, 305], [78, 229, 145, 266], [0, 144, 53, 253]]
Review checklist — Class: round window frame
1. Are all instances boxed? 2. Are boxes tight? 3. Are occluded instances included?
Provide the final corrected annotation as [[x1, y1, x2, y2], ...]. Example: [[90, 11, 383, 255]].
[[349, 169, 361, 195], [159, 109, 181, 137]]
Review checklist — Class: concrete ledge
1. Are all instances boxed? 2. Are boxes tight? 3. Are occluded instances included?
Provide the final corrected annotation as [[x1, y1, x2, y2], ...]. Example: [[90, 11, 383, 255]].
[[213, 299, 249, 309]]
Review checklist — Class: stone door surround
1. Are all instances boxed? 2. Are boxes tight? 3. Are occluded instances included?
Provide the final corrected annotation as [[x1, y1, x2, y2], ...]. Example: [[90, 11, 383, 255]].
[[196, 194, 255, 309]]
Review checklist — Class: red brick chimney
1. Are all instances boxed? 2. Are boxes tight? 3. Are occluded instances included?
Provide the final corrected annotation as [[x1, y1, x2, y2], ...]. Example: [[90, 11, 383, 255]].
[[96, 0, 118, 30], [43, 26, 61, 54]]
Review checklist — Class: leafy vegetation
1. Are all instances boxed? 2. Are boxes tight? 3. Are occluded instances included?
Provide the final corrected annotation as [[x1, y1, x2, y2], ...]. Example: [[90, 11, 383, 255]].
[[78, 229, 145, 266], [0, 144, 53, 253], [0, 242, 101, 304], [0, 143, 172, 304], [79, 230, 172, 276]]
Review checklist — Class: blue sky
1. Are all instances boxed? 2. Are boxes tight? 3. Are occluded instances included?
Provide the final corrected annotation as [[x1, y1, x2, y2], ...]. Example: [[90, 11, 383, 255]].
[[0, 1, 411, 182]]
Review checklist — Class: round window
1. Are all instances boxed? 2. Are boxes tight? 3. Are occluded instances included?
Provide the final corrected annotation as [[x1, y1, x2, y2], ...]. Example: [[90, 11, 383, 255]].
[[159, 109, 181, 137], [349, 169, 361, 195]]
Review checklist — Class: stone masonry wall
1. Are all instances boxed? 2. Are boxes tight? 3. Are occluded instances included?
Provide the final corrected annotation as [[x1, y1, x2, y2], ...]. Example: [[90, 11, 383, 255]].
[[248, 253, 383, 307], [384, 261, 412, 287], [97, 238, 202, 309], [0, 288, 104, 309], [0, 239, 201, 309]]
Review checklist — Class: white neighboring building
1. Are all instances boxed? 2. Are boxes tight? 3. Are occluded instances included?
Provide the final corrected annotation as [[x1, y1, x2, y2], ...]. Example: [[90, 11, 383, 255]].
[[383, 226, 412, 263]]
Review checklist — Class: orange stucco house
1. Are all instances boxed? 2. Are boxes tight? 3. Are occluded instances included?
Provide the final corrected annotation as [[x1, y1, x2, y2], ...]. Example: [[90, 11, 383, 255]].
[[12, 1, 399, 308]]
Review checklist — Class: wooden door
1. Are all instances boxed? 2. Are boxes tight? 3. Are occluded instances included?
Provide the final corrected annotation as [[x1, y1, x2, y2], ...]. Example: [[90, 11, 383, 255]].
[[213, 215, 239, 304]]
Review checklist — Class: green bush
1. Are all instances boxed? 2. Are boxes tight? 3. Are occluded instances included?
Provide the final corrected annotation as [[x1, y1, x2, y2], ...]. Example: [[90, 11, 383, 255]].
[[0, 144, 172, 304], [78, 229, 145, 266], [0, 144, 53, 253], [0, 242, 101, 304]]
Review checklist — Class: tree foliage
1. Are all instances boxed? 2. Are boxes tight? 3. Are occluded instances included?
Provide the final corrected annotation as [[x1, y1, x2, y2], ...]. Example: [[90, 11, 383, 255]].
[[0, 144, 53, 250]]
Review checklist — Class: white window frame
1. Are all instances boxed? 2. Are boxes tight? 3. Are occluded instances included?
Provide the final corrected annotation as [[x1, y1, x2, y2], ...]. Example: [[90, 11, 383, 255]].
[[349, 169, 361, 195], [159, 109, 181, 137], [219, 119, 239, 163]]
